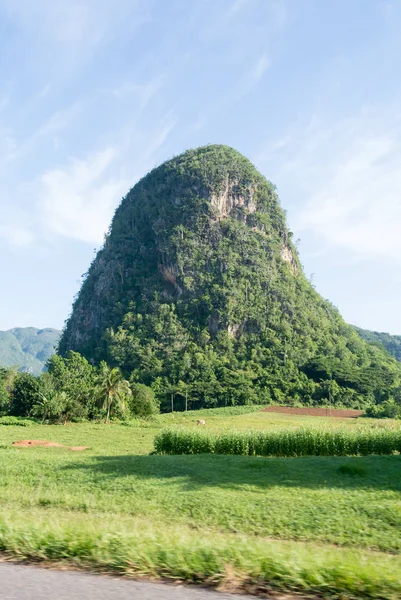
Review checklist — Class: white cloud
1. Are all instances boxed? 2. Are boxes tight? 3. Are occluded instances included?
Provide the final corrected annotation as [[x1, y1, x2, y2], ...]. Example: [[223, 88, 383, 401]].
[[272, 108, 401, 263], [0, 225, 34, 248], [38, 148, 128, 244]]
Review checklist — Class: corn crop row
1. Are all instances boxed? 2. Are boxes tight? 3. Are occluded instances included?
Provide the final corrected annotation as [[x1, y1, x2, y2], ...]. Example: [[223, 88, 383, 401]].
[[154, 427, 401, 457]]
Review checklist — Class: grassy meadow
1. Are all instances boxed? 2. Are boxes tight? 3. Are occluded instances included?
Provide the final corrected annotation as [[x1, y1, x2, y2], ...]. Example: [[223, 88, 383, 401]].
[[0, 408, 401, 598]]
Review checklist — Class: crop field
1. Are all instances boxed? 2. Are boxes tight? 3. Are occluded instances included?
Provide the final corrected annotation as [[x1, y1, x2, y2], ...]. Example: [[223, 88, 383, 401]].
[[0, 408, 401, 598], [155, 426, 401, 457]]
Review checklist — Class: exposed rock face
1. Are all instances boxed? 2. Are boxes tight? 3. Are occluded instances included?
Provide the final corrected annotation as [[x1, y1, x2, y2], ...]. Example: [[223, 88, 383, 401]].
[[281, 244, 298, 275], [210, 178, 257, 220]]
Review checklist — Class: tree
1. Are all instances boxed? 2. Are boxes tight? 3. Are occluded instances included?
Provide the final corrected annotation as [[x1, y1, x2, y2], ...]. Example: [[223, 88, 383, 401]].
[[10, 372, 41, 417], [32, 391, 69, 424], [0, 367, 16, 415], [176, 380, 190, 412], [96, 362, 131, 423], [46, 351, 96, 417], [129, 382, 159, 417]]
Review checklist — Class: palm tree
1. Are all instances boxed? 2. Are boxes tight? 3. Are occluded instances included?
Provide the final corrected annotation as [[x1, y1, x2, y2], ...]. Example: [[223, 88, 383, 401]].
[[33, 391, 69, 424], [96, 362, 131, 423]]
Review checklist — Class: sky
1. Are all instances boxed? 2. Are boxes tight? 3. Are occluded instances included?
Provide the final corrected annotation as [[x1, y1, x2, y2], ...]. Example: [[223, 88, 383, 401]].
[[0, 0, 400, 334]]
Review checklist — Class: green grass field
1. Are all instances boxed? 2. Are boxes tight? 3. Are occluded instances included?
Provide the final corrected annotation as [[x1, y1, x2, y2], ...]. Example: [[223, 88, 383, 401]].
[[0, 408, 401, 598]]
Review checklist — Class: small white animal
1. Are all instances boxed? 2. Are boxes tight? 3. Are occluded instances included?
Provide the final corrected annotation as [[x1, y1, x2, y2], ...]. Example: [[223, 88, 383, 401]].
[[197, 419, 206, 426]]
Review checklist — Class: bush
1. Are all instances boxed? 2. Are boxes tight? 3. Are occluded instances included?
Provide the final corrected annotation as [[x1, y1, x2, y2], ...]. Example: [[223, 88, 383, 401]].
[[129, 383, 159, 418], [0, 416, 35, 427], [366, 399, 401, 419], [154, 427, 401, 457]]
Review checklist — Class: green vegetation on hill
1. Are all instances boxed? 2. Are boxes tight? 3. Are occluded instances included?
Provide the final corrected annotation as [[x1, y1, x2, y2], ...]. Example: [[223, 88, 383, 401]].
[[0, 327, 60, 374], [58, 145, 401, 411], [354, 326, 401, 362]]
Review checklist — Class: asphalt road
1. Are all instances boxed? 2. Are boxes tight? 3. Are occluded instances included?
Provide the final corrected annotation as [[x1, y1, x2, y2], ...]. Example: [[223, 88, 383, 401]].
[[0, 563, 254, 600]]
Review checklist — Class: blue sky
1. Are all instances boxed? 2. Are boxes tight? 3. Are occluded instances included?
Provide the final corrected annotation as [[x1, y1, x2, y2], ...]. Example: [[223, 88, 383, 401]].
[[0, 0, 400, 334]]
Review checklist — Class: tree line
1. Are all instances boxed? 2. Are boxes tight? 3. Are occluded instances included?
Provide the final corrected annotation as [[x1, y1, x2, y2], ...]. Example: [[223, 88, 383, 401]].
[[0, 352, 159, 423], [1, 343, 400, 422]]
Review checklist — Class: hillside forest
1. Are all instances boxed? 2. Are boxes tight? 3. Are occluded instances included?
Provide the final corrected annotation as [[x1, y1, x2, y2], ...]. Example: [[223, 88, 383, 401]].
[[1, 146, 400, 421]]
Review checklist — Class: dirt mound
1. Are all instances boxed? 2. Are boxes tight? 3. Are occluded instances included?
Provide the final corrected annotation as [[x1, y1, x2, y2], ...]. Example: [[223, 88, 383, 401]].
[[13, 440, 88, 450], [13, 440, 64, 447], [262, 406, 365, 418]]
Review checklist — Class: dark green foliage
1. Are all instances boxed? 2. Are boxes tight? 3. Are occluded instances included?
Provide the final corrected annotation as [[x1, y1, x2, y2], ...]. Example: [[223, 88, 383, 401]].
[[129, 382, 159, 418], [337, 463, 366, 476], [30, 387, 87, 424], [366, 399, 401, 419], [154, 427, 401, 457], [46, 351, 96, 418], [10, 372, 41, 417], [354, 326, 401, 362], [0, 416, 35, 426], [95, 362, 131, 423], [0, 328, 60, 374], [0, 368, 12, 415], [58, 145, 401, 410]]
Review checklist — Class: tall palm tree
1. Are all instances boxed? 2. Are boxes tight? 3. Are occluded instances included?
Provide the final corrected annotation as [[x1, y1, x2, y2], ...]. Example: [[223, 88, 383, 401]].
[[96, 362, 131, 423]]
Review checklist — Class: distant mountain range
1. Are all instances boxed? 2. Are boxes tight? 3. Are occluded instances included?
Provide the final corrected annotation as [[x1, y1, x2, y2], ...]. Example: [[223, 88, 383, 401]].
[[0, 327, 61, 375], [354, 327, 401, 362]]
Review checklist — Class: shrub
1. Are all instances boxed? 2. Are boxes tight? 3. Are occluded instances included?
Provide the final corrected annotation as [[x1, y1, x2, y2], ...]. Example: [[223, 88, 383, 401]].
[[0, 416, 35, 427], [154, 427, 401, 457], [129, 383, 159, 418], [366, 399, 401, 419]]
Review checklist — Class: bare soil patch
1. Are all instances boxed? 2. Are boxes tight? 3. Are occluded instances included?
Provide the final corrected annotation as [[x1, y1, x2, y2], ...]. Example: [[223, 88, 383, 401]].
[[13, 440, 88, 451], [262, 406, 365, 418]]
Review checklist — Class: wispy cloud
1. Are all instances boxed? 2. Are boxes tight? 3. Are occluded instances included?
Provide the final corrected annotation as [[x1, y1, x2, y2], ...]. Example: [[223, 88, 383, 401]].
[[110, 74, 166, 109], [38, 148, 128, 244], [3, 0, 149, 72], [0, 96, 9, 112], [0, 224, 34, 248], [33, 83, 52, 102], [143, 112, 178, 160], [238, 52, 270, 97], [268, 107, 401, 264], [249, 53, 271, 86], [0, 127, 18, 165], [228, 0, 254, 17], [5, 102, 82, 164]]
